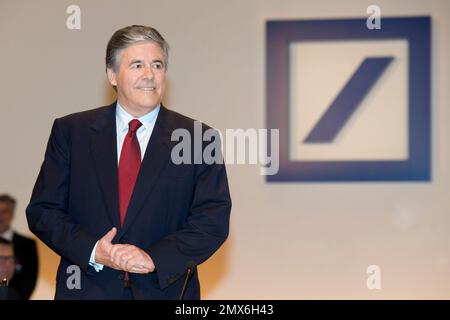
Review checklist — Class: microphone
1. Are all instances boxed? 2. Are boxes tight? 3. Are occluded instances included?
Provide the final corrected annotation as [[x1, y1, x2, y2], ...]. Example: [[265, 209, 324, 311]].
[[0, 278, 9, 287], [178, 261, 196, 300]]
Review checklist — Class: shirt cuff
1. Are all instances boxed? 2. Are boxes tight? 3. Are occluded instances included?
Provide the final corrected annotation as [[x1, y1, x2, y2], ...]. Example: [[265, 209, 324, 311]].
[[89, 241, 104, 272]]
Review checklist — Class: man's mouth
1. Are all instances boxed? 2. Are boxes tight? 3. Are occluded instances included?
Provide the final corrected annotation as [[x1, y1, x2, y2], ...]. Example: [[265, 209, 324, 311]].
[[137, 87, 156, 91]]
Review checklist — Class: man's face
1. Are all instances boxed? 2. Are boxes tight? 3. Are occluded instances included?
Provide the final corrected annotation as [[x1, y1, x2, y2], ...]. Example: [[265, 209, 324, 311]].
[[0, 202, 13, 234], [0, 244, 15, 281], [107, 41, 166, 116]]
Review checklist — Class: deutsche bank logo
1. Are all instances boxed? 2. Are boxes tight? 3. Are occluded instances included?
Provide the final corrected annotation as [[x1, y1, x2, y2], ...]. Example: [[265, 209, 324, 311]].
[[266, 17, 431, 181]]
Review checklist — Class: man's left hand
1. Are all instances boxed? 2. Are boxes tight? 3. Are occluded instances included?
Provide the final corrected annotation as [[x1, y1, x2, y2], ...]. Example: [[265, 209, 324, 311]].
[[110, 244, 155, 273]]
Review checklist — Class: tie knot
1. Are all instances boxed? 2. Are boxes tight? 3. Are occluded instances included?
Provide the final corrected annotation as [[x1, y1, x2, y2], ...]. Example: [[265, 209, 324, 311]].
[[128, 119, 142, 135]]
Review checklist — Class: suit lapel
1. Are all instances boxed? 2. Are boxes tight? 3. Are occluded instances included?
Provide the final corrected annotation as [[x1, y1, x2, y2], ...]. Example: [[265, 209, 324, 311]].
[[90, 102, 121, 229], [117, 106, 172, 239]]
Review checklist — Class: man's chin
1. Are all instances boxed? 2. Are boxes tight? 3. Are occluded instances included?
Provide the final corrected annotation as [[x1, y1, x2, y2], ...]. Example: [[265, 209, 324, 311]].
[[137, 101, 160, 111], [118, 97, 161, 115]]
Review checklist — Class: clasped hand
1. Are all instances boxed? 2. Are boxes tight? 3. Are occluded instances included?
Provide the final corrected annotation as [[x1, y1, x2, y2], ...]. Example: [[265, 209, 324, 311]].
[[94, 227, 155, 273]]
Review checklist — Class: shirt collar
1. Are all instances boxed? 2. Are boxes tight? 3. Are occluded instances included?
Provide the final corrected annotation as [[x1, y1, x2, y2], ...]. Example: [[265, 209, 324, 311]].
[[0, 228, 14, 241], [116, 101, 160, 133]]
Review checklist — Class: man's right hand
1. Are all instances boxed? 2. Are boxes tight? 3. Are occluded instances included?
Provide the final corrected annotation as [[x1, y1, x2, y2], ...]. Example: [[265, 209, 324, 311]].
[[94, 227, 117, 268]]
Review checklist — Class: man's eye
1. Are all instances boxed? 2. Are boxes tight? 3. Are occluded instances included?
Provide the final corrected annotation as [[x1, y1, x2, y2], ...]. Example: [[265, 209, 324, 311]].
[[132, 63, 143, 69], [151, 62, 163, 69]]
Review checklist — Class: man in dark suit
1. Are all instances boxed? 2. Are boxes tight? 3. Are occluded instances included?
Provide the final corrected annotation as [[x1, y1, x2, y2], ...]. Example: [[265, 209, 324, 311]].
[[0, 194, 38, 299], [0, 237, 23, 300], [26, 25, 231, 299]]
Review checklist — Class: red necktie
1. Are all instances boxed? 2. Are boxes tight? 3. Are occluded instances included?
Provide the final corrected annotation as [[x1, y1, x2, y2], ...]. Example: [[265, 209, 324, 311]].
[[118, 119, 142, 226]]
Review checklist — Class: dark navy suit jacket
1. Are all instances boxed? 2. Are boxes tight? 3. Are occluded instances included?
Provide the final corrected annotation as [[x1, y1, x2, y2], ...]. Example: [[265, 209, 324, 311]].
[[10, 232, 38, 299], [26, 102, 231, 299]]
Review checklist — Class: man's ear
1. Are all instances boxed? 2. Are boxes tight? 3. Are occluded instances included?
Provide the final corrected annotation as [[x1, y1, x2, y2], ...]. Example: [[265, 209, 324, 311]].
[[106, 67, 118, 87]]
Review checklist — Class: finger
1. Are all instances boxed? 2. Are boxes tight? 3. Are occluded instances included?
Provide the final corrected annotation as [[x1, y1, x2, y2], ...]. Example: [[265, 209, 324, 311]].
[[122, 254, 135, 270], [117, 250, 136, 270], [113, 245, 134, 262], [112, 249, 128, 267], [126, 256, 151, 271], [110, 244, 129, 258], [129, 265, 151, 274], [102, 227, 117, 243], [110, 264, 123, 271]]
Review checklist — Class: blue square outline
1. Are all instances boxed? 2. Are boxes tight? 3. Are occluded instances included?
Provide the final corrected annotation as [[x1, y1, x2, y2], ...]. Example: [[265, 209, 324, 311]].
[[266, 17, 431, 182]]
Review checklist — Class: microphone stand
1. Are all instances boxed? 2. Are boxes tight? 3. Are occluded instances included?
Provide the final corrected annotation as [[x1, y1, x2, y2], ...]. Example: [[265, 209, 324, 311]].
[[179, 263, 195, 300]]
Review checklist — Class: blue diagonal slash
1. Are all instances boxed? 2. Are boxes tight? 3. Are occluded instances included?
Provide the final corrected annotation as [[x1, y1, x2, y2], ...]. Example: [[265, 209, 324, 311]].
[[303, 56, 394, 143]]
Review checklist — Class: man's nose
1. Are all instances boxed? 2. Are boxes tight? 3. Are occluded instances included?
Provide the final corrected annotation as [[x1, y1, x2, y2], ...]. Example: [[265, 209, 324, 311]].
[[142, 65, 154, 79]]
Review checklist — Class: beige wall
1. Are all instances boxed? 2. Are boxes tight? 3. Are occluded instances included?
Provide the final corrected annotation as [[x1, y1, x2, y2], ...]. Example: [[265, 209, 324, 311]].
[[1, 0, 449, 299]]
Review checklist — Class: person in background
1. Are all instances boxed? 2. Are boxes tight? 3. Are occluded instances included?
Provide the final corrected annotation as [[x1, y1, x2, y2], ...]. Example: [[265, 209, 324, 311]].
[[0, 194, 38, 299], [0, 237, 22, 300]]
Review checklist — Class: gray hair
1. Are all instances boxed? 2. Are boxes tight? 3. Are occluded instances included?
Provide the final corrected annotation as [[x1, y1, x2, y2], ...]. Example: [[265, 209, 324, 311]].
[[106, 25, 169, 71]]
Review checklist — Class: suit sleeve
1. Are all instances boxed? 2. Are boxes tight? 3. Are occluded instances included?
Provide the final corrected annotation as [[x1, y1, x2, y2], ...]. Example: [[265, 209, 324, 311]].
[[26, 119, 98, 272], [147, 133, 232, 290]]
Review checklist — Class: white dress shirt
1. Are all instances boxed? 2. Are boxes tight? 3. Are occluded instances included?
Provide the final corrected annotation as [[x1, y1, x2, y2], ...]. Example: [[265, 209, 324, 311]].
[[89, 101, 160, 271], [0, 228, 14, 241]]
